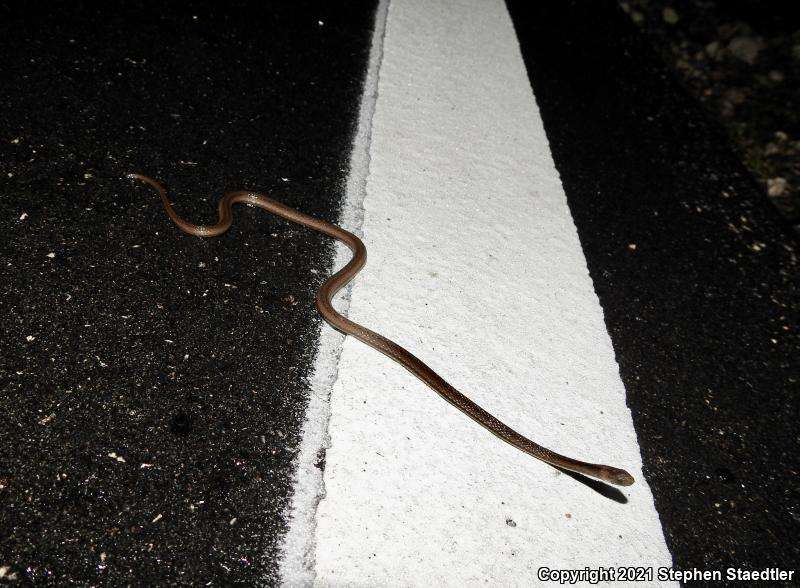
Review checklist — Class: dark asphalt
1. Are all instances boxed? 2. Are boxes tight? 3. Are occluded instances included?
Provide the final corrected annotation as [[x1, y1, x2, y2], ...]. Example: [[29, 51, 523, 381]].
[[3, 0, 799, 585], [0, 1, 377, 585], [507, 0, 799, 583]]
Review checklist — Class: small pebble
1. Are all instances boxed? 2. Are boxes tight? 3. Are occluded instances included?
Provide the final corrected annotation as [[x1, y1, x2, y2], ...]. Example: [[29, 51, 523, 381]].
[[768, 70, 784, 83], [767, 177, 787, 197], [728, 36, 763, 64], [662, 7, 679, 24]]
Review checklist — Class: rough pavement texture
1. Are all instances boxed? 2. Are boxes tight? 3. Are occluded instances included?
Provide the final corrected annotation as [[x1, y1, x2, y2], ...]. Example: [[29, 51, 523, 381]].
[[0, 2, 377, 584], [508, 0, 799, 582]]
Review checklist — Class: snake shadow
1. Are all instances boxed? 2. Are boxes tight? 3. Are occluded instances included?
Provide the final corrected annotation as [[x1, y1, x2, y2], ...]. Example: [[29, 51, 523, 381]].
[[556, 467, 629, 503]]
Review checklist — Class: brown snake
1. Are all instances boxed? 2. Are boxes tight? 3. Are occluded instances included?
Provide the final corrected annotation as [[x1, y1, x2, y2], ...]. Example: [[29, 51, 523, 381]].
[[129, 173, 635, 487]]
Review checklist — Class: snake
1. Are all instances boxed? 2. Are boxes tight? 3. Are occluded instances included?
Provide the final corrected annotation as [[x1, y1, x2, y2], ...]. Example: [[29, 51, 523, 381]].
[[128, 173, 635, 487]]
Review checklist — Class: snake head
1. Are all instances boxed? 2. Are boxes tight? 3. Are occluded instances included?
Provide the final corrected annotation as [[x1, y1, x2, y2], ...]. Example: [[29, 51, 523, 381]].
[[601, 466, 635, 486]]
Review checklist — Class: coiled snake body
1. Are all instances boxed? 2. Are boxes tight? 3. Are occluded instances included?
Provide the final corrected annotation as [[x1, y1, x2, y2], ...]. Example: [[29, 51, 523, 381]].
[[129, 174, 634, 487]]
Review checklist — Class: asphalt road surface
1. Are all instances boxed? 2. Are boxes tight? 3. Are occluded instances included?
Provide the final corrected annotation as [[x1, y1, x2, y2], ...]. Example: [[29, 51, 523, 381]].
[[1, 0, 797, 586]]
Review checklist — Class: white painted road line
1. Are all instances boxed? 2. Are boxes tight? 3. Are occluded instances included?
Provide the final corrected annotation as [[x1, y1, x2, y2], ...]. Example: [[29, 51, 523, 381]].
[[313, 0, 676, 585], [279, 2, 389, 587]]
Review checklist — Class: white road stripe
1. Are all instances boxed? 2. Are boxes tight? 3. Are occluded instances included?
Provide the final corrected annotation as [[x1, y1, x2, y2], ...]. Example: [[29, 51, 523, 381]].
[[278, 2, 389, 586], [314, 0, 676, 585]]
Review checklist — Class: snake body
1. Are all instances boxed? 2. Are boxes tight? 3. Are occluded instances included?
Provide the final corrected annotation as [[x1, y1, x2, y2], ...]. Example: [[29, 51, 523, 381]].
[[129, 174, 634, 487]]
